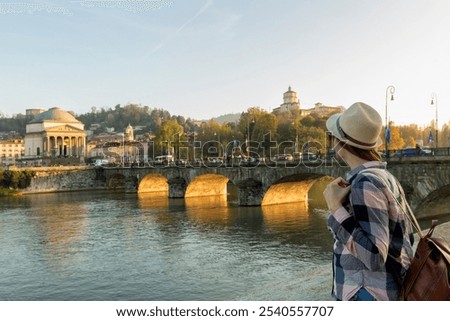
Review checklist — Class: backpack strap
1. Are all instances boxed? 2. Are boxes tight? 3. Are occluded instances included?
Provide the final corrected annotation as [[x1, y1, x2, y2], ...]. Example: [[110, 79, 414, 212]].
[[360, 167, 423, 238]]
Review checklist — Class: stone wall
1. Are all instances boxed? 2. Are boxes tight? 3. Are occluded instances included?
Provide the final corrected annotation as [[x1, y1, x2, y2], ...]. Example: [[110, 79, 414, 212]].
[[20, 166, 105, 194], [387, 160, 450, 216]]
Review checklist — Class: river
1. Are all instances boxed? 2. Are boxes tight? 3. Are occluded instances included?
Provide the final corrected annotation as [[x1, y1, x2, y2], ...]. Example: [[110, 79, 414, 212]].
[[0, 182, 448, 301]]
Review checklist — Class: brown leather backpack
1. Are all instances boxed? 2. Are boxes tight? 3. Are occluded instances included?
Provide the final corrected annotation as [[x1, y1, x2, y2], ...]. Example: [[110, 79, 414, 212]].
[[401, 220, 450, 301]]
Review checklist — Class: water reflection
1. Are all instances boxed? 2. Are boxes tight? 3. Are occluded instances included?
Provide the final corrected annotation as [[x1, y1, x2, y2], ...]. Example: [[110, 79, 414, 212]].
[[25, 194, 88, 271], [261, 201, 331, 250], [138, 192, 169, 208], [185, 194, 228, 208], [1, 188, 449, 301], [185, 195, 231, 225], [262, 201, 309, 225]]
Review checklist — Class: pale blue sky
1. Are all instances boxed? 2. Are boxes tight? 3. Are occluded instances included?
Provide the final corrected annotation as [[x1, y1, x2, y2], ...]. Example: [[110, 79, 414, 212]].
[[1, 0, 449, 127]]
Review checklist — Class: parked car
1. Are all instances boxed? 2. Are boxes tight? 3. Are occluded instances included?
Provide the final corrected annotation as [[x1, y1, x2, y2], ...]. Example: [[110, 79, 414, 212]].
[[205, 157, 223, 166], [392, 148, 432, 157], [241, 156, 263, 166], [273, 154, 293, 161], [174, 159, 188, 166], [207, 156, 222, 163], [154, 155, 174, 165], [91, 159, 110, 167], [300, 152, 318, 161]]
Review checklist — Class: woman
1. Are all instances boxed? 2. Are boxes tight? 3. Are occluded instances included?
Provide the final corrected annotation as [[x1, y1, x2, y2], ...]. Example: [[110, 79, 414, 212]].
[[323, 102, 414, 301]]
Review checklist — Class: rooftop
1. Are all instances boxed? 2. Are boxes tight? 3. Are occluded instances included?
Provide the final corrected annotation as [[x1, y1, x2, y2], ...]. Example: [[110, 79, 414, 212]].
[[29, 107, 82, 124]]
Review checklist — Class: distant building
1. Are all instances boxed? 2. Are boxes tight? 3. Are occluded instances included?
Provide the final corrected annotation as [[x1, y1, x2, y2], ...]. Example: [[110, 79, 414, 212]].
[[272, 86, 344, 117], [304, 102, 345, 116], [24, 107, 87, 164], [272, 86, 301, 115], [89, 123, 101, 131], [0, 138, 24, 167], [125, 124, 134, 142], [26, 108, 45, 122]]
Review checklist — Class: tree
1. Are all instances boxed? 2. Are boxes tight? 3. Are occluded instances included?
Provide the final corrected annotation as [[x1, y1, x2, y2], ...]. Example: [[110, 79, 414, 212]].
[[300, 115, 316, 127], [237, 107, 277, 141], [155, 119, 184, 156], [389, 125, 405, 150], [405, 136, 416, 148], [440, 123, 449, 147], [253, 113, 277, 141]]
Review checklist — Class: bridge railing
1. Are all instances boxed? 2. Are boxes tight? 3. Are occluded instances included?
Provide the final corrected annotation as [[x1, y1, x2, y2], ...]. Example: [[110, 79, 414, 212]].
[[432, 147, 450, 156], [386, 147, 450, 161]]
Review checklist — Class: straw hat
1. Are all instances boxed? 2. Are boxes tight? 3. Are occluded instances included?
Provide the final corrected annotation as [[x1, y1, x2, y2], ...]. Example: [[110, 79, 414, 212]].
[[326, 102, 383, 150]]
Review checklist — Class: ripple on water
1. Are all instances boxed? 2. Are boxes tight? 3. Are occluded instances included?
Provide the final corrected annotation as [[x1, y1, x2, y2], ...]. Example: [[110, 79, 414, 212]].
[[0, 191, 335, 300]]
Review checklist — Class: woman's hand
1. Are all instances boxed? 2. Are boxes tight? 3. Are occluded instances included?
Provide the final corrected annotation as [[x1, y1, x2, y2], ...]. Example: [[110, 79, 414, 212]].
[[323, 177, 350, 212]]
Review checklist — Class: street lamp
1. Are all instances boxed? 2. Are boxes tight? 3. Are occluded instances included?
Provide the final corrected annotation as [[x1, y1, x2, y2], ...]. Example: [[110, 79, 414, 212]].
[[118, 133, 125, 167], [292, 121, 299, 153], [247, 118, 255, 158], [214, 131, 221, 157], [385, 85, 395, 157], [431, 93, 438, 148]]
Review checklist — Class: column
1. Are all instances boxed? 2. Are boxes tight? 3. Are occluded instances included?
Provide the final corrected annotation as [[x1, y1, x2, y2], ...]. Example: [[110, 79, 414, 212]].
[[68, 136, 72, 156], [49, 136, 53, 157], [237, 178, 264, 206], [43, 136, 47, 156], [168, 177, 187, 198]]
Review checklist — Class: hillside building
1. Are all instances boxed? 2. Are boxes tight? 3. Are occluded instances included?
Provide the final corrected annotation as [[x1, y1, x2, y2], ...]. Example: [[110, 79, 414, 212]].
[[125, 124, 134, 142], [0, 138, 24, 167], [272, 86, 301, 115], [272, 86, 344, 117]]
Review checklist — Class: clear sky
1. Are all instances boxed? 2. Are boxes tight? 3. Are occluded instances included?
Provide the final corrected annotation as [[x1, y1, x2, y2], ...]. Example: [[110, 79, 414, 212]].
[[1, 0, 449, 127]]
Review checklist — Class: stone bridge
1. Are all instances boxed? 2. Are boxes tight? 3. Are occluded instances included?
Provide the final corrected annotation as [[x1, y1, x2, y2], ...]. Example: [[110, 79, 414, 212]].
[[22, 158, 450, 216], [99, 161, 348, 206], [94, 158, 450, 216]]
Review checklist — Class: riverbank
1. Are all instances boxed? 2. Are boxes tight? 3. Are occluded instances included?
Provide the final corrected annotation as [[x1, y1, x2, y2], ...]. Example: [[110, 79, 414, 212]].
[[0, 187, 22, 197], [13, 166, 105, 194]]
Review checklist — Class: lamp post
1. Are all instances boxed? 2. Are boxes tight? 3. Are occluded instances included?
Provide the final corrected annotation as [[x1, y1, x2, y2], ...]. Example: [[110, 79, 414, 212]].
[[292, 121, 299, 153], [119, 133, 125, 167], [431, 93, 438, 148], [385, 85, 395, 158], [214, 131, 221, 157], [247, 118, 255, 158]]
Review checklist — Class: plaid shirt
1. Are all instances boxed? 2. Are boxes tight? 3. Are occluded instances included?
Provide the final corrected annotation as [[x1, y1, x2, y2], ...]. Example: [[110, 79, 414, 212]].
[[328, 161, 414, 301]]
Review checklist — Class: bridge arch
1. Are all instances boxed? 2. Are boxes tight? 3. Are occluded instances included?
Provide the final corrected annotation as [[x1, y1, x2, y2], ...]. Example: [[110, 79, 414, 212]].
[[138, 173, 168, 194], [107, 173, 126, 190], [185, 173, 231, 198], [262, 173, 334, 206], [386, 161, 450, 213], [413, 184, 450, 218]]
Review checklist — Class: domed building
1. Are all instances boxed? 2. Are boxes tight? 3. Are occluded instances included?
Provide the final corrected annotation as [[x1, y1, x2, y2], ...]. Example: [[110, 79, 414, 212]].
[[272, 86, 344, 117], [272, 86, 301, 115], [24, 107, 87, 164]]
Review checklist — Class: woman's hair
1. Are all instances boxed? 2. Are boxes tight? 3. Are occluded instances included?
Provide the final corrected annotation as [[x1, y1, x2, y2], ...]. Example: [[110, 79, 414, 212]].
[[336, 140, 382, 161]]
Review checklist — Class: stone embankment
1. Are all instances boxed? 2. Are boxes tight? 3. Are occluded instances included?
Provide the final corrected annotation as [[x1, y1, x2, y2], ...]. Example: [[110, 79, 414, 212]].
[[17, 166, 105, 194]]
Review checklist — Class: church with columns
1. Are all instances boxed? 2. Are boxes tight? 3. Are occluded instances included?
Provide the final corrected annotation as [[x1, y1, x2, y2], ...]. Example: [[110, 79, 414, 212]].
[[24, 107, 87, 165]]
